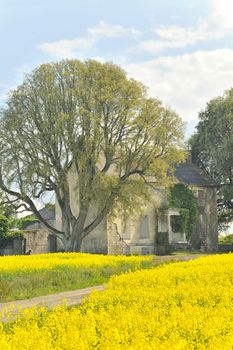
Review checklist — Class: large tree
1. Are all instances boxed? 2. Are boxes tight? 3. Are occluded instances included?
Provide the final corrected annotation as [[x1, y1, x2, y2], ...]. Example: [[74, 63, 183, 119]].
[[0, 60, 185, 251], [190, 88, 233, 228]]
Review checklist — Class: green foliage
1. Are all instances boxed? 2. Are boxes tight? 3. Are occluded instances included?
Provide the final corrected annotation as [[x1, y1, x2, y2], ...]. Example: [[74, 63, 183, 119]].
[[0, 59, 186, 251], [0, 191, 17, 218], [0, 214, 8, 237], [13, 216, 39, 230], [190, 88, 233, 228], [4, 230, 24, 240], [179, 208, 190, 234], [168, 184, 198, 239], [156, 231, 169, 245], [0, 214, 24, 246], [0, 230, 24, 247], [0, 214, 9, 242], [219, 234, 233, 245]]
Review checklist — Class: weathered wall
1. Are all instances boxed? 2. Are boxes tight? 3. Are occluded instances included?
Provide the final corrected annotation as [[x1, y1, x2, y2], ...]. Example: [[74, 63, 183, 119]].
[[107, 187, 166, 255], [81, 211, 107, 254], [24, 230, 50, 254], [107, 185, 218, 254]]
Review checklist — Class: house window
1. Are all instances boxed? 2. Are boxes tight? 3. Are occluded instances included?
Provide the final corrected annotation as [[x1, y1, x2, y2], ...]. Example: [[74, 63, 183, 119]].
[[139, 215, 149, 239], [170, 215, 182, 233]]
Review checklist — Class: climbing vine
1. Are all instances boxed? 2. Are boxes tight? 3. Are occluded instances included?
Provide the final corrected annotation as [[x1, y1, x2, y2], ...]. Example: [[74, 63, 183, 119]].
[[168, 184, 198, 239]]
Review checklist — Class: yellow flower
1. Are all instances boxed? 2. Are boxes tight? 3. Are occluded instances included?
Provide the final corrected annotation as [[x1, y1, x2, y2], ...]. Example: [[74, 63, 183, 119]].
[[1, 254, 233, 349]]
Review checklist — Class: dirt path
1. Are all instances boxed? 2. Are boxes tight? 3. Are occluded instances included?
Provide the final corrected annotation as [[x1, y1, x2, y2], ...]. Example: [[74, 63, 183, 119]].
[[0, 254, 204, 322], [153, 254, 205, 263], [0, 285, 104, 322]]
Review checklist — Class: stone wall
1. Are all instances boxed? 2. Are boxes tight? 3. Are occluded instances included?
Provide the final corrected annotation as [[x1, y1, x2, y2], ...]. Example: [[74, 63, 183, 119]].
[[107, 219, 126, 255], [24, 230, 50, 254], [107, 187, 166, 255], [81, 216, 107, 254]]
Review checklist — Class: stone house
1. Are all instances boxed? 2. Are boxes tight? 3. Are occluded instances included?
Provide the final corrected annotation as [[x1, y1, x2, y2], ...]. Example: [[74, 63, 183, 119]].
[[55, 156, 218, 255]]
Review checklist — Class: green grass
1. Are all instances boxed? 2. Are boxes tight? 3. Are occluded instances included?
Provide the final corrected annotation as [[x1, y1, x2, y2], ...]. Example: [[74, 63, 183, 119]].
[[0, 259, 154, 302], [0, 253, 205, 303]]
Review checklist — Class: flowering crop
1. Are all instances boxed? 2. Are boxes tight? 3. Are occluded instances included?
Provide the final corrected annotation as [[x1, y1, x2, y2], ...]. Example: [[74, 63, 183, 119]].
[[1, 254, 233, 349], [0, 252, 152, 273], [0, 253, 154, 301]]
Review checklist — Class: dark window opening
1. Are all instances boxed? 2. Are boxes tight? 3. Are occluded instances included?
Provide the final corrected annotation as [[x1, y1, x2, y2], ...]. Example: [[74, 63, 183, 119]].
[[170, 215, 182, 233]]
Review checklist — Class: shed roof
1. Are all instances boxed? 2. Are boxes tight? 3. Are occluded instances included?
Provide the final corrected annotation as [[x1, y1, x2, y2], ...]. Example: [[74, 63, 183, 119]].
[[24, 207, 55, 230], [37, 207, 55, 221]]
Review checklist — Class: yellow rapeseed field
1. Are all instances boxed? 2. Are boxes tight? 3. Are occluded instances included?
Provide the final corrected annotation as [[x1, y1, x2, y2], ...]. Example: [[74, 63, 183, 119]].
[[0, 253, 154, 302], [1, 254, 233, 349], [0, 252, 152, 273]]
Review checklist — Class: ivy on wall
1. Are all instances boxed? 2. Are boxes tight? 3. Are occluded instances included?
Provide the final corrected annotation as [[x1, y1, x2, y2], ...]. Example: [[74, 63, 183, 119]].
[[168, 184, 199, 239]]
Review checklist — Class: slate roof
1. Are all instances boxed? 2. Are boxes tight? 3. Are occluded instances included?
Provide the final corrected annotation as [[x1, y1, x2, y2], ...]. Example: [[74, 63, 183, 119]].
[[174, 160, 217, 187], [36, 207, 55, 221]]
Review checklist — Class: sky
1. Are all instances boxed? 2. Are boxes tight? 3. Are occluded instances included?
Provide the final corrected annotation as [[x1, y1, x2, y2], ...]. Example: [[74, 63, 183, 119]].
[[1, 0, 233, 136]]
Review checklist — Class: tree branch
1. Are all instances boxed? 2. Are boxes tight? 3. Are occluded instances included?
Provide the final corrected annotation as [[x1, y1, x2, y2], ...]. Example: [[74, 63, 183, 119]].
[[0, 167, 63, 236]]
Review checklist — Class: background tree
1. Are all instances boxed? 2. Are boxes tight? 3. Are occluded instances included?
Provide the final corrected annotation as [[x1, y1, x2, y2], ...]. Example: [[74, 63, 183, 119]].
[[190, 88, 233, 229], [0, 193, 24, 247], [0, 59, 185, 251]]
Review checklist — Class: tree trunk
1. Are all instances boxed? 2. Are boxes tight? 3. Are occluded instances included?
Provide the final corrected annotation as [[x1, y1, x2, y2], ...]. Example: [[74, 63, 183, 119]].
[[64, 222, 85, 252], [73, 236, 82, 252], [61, 203, 107, 252]]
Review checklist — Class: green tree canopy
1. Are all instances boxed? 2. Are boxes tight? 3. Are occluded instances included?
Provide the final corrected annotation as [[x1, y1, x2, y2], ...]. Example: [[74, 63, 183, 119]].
[[190, 88, 233, 228], [0, 59, 185, 251]]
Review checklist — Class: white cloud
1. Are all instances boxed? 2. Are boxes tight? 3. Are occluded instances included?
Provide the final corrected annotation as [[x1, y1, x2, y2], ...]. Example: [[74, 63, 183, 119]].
[[88, 20, 141, 39], [38, 38, 95, 59], [137, 25, 206, 53], [134, 0, 233, 53], [34, 0, 233, 136], [125, 49, 233, 124], [37, 21, 141, 59], [209, 0, 233, 30]]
